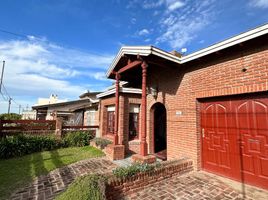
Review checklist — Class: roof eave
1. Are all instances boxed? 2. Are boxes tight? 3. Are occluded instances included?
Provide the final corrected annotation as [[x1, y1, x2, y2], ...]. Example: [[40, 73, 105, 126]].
[[106, 23, 268, 78], [106, 46, 183, 78]]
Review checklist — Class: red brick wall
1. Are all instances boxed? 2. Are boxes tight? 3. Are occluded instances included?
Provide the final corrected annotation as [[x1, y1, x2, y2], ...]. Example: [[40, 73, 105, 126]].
[[99, 93, 141, 154], [146, 40, 268, 170], [106, 159, 193, 200], [99, 97, 115, 141]]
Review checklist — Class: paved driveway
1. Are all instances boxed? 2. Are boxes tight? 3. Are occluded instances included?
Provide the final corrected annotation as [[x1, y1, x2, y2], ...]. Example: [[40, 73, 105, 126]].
[[10, 157, 116, 200], [123, 172, 268, 200]]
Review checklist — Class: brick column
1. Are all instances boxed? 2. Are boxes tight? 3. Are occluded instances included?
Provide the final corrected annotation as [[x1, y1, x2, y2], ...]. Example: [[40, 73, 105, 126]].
[[114, 72, 120, 145], [55, 117, 63, 138], [140, 61, 148, 156]]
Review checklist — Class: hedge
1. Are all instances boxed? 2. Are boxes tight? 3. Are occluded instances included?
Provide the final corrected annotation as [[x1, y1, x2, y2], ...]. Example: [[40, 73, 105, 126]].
[[0, 131, 95, 159]]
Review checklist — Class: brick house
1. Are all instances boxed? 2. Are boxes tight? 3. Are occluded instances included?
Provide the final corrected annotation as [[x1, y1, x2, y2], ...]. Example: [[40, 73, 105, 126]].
[[98, 24, 268, 190], [32, 91, 99, 127]]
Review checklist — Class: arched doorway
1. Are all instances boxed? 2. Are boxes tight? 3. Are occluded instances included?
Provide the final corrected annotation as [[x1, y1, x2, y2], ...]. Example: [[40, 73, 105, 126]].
[[152, 103, 167, 160]]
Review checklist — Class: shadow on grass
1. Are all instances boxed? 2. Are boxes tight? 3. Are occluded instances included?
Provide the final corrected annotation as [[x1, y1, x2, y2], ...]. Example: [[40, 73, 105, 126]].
[[0, 155, 32, 200], [50, 150, 76, 195]]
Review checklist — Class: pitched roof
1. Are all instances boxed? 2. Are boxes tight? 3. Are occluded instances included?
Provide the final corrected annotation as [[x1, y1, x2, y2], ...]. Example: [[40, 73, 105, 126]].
[[106, 23, 268, 77]]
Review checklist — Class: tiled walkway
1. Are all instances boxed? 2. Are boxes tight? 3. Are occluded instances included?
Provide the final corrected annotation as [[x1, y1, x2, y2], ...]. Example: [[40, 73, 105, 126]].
[[123, 172, 268, 200], [10, 157, 117, 200]]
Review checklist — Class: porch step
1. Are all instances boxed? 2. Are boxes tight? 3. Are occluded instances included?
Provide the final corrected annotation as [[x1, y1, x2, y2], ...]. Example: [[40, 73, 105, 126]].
[[113, 155, 132, 167], [155, 150, 167, 161], [113, 154, 164, 167]]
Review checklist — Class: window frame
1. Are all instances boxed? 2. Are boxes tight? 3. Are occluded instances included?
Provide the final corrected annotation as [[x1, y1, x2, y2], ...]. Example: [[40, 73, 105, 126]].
[[107, 110, 115, 135], [129, 112, 139, 140]]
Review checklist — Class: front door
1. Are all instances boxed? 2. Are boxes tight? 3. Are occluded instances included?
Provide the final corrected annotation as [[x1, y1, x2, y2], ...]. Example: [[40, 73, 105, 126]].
[[154, 103, 167, 154]]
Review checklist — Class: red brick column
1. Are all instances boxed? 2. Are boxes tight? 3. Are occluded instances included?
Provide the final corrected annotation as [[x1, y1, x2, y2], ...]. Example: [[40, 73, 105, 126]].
[[113, 72, 120, 145], [55, 117, 63, 138], [140, 61, 148, 156]]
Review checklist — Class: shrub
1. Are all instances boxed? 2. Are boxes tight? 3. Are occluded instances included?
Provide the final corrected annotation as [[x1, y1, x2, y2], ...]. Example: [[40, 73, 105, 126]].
[[112, 162, 161, 179], [0, 113, 21, 120], [92, 138, 112, 149], [0, 131, 96, 159], [63, 131, 94, 147], [0, 134, 62, 159], [55, 174, 106, 200]]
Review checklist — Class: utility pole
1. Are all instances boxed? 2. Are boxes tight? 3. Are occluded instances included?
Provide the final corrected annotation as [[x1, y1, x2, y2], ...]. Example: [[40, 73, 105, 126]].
[[0, 61, 5, 93], [8, 97, 12, 114], [19, 105, 21, 114]]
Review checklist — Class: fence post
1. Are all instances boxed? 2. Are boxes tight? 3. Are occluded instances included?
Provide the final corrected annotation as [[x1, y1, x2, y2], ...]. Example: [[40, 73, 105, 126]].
[[55, 118, 63, 138], [0, 120, 2, 138]]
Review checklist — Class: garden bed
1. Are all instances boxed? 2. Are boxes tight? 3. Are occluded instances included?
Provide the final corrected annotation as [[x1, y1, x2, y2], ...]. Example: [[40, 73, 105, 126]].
[[56, 158, 193, 200], [106, 158, 193, 199]]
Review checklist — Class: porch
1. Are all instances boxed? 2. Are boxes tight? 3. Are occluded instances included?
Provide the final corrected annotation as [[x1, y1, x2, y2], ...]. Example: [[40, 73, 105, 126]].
[[96, 47, 180, 163]]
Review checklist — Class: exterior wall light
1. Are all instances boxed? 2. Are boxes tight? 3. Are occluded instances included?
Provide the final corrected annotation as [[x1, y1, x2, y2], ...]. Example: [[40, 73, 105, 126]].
[[150, 86, 158, 99]]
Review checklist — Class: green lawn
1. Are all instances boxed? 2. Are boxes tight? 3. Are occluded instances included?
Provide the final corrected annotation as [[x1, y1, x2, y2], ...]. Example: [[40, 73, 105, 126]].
[[0, 146, 104, 200], [55, 174, 105, 200]]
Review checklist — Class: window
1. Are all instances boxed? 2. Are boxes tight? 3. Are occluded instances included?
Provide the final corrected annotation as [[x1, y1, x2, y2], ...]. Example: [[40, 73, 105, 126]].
[[129, 113, 139, 140], [129, 104, 140, 140], [85, 110, 95, 126], [107, 106, 115, 134], [107, 111, 115, 134]]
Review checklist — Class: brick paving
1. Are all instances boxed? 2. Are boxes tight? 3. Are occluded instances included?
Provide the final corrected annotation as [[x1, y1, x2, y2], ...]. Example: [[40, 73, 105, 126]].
[[122, 172, 268, 200], [10, 157, 117, 200]]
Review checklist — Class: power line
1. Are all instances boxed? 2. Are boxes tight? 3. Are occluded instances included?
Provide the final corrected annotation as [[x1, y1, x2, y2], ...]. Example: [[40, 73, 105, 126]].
[[0, 91, 8, 101], [0, 27, 107, 57], [0, 28, 44, 42], [0, 84, 23, 113], [0, 28, 29, 39], [0, 61, 5, 93]]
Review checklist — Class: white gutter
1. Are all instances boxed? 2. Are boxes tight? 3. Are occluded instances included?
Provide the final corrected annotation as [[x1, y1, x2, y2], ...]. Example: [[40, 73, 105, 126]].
[[106, 23, 268, 77], [181, 23, 268, 63], [96, 88, 142, 98]]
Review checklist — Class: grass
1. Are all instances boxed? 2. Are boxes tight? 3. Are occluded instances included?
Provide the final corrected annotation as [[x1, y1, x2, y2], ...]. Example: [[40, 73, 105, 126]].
[[55, 174, 106, 200], [0, 146, 104, 200]]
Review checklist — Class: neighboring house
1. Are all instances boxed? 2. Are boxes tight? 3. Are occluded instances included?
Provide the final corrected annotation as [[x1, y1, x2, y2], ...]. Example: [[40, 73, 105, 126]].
[[32, 91, 99, 126], [37, 94, 66, 105], [21, 109, 36, 120], [98, 23, 268, 190]]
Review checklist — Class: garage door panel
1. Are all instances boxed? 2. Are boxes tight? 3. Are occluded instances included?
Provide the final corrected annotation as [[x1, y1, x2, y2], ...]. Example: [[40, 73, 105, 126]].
[[219, 147, 231, 169], [201, 95, 268, 190], [241, 154, 255, 174], [202, 101, 234, 176], [260, 158, 268, 177], [236, 101, 251, 130]]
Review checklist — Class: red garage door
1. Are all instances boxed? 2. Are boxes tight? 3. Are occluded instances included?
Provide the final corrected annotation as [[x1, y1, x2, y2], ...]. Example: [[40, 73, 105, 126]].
[[201, 95, 268, 189]]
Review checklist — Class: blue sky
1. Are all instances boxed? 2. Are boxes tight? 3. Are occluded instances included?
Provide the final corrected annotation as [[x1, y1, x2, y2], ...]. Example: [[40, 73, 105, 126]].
[[0, 0, 268, 113]]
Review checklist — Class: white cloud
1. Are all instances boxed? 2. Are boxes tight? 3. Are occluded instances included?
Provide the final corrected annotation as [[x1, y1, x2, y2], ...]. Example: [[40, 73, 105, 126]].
[[145, 38, 151, 42], [138, 29, 150, 36], [249, 0, 268, 8], [142, 0, 164, 9], [136, 0, 185, 11], [0, 39, 114, 113], [167, 0, 185, 11], [131, 18, 137, 24], [89, 72, 112, 81], [156, 0, 215, 49]]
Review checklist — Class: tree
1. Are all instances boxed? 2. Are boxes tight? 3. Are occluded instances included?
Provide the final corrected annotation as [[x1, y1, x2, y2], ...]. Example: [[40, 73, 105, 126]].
[[0, 113, 22, 120]]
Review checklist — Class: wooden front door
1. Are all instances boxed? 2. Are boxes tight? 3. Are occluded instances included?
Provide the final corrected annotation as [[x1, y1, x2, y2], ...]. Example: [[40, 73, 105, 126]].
[[201, 95, 268, 189]]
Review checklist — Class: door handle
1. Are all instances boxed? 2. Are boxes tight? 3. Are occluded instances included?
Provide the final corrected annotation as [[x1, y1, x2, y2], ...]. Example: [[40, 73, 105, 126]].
[[202, 128, 205, 138]]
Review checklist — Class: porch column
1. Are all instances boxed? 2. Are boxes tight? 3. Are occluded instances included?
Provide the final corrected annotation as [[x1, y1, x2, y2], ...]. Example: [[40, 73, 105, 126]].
[[140, 61, 148, 156], [114, 72, 120, 145]]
